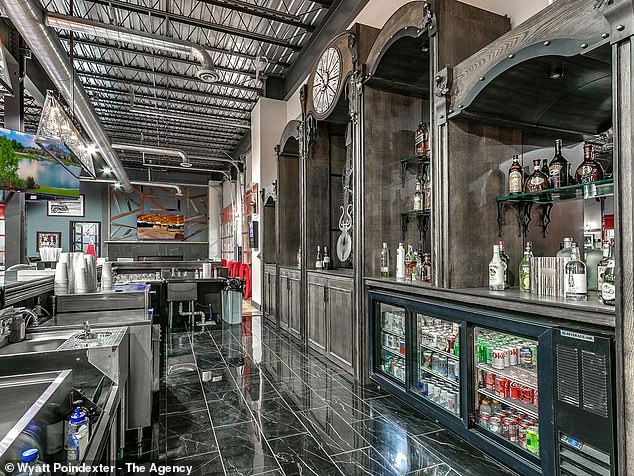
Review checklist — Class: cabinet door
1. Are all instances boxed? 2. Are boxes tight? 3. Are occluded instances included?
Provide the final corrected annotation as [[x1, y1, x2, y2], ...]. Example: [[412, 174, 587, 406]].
[[263, 271, 271, 317], [279, 275, 290, 330], [307, 281, 327, 352], [327, 282, 354, 368], [289, 276, 301, 338]]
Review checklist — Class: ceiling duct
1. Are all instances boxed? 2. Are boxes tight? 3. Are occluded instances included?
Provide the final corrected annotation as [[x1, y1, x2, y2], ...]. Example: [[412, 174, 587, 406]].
[[46, 12, 221, 83], [111, 143, 189, 164], [0, 0, 132, 191]]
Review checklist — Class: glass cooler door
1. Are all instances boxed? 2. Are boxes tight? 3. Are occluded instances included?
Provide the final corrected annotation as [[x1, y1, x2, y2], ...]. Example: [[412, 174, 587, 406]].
[[474, 327, 540, 460], [377, 303, 407, 384], [413, 314, 461, 417]]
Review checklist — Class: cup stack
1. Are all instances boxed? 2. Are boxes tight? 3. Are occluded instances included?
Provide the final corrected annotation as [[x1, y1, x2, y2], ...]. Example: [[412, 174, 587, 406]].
[[54, 256, 69, 295], [101, 261, 113, 292], [75, 258, 88, 294]]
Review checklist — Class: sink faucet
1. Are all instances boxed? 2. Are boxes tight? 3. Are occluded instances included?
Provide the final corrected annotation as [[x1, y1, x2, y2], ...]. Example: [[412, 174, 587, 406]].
[[21, 309, 38, 328], [83, 321, 92, 339]]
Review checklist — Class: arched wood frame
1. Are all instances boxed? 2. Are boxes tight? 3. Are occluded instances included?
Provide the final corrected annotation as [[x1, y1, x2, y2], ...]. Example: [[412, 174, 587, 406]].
[[278, 119, 301, 156]]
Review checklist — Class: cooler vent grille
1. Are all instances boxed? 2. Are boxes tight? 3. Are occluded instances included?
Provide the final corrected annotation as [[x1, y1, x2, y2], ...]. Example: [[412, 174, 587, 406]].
[[581, 350, 609, 418], [556, 344, 580, 407]]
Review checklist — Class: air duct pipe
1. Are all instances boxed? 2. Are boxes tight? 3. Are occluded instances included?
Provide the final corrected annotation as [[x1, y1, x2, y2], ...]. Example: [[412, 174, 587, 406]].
[[143, 161, 232, 179], [46, 12, 220, 83], [0, 0, 132, 192], [80, 177, 183, 196], [111, 143, 191, 167]]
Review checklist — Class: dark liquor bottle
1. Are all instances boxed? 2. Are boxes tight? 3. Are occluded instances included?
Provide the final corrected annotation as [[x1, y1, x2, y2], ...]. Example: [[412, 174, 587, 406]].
[[541, 159, 549, 178], [415, 122, 429, 158], [575, 143, 604, 184], [548, 139, 569, 188], [525, 159, 550, 192], [323, 246, 331, 270], [508, 155, 523, 195]]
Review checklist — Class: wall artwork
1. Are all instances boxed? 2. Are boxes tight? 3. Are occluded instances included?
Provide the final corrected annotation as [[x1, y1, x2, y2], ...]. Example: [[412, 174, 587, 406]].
[[47, 195, 85, 217], [137, 213, 185, 240], [36, 231, 61, 251]]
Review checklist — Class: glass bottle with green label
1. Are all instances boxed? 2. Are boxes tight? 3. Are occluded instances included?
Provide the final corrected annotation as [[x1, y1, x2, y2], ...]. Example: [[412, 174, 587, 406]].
[[519, 242, 533, 293], [601, 245, 615, 306]]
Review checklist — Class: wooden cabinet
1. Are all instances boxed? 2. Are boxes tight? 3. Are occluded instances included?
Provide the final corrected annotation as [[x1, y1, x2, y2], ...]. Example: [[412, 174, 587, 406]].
[[279, 267, 302, 339], [307, 271, 354, 373], [263, 264, 277, 323]]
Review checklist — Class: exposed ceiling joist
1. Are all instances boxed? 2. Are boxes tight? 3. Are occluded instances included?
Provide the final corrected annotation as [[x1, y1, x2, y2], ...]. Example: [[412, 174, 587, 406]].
[[105, 128, 240, 146], [82, 0, 303, 51], [196, 0, 315, 31], [73, 56, 261, 94], [108, 132, 238, 149]]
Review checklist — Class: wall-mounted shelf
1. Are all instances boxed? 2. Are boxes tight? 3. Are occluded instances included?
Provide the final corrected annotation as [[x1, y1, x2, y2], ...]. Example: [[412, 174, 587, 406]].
[[400, 155, 430, 185], [400, 210, 430, 241]]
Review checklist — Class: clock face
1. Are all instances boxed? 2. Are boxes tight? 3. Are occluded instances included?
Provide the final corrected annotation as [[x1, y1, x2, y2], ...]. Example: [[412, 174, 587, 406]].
[[312, 47, 342, 115]]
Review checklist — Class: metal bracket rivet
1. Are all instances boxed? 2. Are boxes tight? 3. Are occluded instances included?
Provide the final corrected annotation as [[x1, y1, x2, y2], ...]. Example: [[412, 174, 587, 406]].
[[581, 43, 588, 48], [544, 41, 551, 46], [448, 109, 454, 113], [602, 33, 609, 39], [617, 25, 625, 31], [459, 105, 464, 109], [508, 54, 515, 59], [479, 77, 485, 81]]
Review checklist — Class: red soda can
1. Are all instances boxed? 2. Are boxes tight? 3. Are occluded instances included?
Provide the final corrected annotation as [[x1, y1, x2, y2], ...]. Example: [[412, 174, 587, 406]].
[[484, 371, 496, 390], [510, 382, 522, 399], [503, 417, 519, 443], [521, 386, 534, 404], [533, 389, 538, 406], [496, 378, 508, 398]]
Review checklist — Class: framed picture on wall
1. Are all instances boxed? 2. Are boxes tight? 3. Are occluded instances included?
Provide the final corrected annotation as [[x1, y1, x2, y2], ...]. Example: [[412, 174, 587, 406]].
[[36, 231, 61, 251], [47, 195, 85, 217]]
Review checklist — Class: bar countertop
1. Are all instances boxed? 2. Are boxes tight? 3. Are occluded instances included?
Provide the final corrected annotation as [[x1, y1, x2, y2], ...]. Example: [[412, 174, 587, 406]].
[[365, 277, 615, 328]]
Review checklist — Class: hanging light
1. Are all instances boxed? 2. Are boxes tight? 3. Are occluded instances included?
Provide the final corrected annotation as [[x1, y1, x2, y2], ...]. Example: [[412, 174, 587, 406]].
[[37, 91, 96, 176]]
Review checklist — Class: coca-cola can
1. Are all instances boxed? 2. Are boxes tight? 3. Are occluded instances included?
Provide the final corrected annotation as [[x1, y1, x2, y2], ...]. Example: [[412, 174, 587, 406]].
[[510, 382, 522, 399], [479, 413, 490, 427], [484, 371, 496, 390], [488, 416, 503, 434], [503, 348, 510, 368], [496, 378, 509, 398], [504, 417, 519, 443], [492, 348, 505, 370], [519, 421, 532, 448], [521, 386, 534, 404], [509, 346, 518, 366], [533, 389, 539, 406]]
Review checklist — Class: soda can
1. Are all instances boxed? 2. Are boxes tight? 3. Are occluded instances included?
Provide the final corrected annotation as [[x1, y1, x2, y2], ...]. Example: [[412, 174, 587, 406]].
[[504, 417, 519, 443], [509, 346, 518, 366], [521, 386, 534, 404], [496, 378, 509, 398], [484, 371, 496, 390], [479, 413, 490, 427], [488, 416, 503, 434], [534, 389, 539, 406], [520, 346, 532, 367], [423, 351, 433, 368], [526, 426, 539, 455], [447, 360, 457, 382], [492, 348, 505, 370], [438, 356, 448, 377], [445, 335, 455, 353], [503, 348, 510, 368], [427, 381, 436, 400], [453, 359, 460, 381], [433, 382, 441, 402], [439, 387, 448, 407], [418, 380, 427, 395], [446, 390, 456, 413], [518, 421, 531, 448], [510, 382, 522, 399]]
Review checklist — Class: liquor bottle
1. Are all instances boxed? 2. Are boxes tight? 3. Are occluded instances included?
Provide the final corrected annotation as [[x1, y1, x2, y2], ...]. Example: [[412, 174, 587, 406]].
[[422, 253, 432, 284], [423, 176, 432, 211], [519, 241, 533, 293], [489, 244, 506, 291], [380, 243, 390, 278], [415, 122, 429, 158], [548, 139, 569, 188], [585, 243, 603, 292], [323, 246, 331, 270], [498, 240, 511, 288], [525, 159, 550, 192], [565, 243, 587, 301], [413, 180, 423, 211], [601, 245, 615, 306], [396, 243, 405, 279], [541, 158, 549, 177], [556, 237, 574, 258], [575, 143, 604, 184], [597, 242, 611, 298], [404, 244, 417, 281], [508, 155, 523, 195], [315, 246, 323, 269]]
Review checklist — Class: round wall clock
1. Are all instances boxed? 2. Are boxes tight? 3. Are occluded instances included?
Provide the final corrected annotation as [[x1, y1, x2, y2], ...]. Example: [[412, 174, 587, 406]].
[[312, 47, 342, 115]]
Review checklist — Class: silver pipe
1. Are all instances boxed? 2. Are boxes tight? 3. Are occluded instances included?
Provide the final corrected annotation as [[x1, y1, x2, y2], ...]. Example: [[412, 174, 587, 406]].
[[46, 12, 220, 83], [111, 143, 189, 164], [80, 177, 183, 196], [143, 162, 232, 179], [190, 155, 242, 171], [0, 0, 132, 192]]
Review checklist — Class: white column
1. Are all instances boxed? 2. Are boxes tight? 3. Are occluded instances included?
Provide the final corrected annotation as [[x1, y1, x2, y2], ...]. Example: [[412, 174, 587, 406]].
[[208, 182, 221, 259]]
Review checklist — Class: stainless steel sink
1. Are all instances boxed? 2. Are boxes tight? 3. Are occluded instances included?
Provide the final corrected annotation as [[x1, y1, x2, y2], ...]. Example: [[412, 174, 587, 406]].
[[0, 337, 67, 355]]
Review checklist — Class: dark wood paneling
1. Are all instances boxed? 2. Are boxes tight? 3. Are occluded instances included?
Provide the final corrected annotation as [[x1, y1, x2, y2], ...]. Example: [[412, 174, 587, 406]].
[[278, 154, 301, 266], [289, 271, 301, 338], [307, 279, 327, 352], [327, 279, 354, 368], [306, 125, 331, 269], [279, 273, 290, 330]]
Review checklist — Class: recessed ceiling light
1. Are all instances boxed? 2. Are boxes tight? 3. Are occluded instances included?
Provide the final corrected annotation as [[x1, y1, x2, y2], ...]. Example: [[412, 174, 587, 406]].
[[102, 166, 112, 175]]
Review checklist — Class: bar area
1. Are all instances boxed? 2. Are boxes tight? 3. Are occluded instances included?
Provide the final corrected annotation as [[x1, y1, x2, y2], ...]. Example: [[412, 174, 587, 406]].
[[0, 0, 632, 475]]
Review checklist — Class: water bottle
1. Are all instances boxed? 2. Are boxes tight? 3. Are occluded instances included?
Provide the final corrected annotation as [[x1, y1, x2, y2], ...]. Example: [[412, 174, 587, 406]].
[[16, 448, 50, 476], [66, 433, 80, 474], [66, 407, 89, 468]]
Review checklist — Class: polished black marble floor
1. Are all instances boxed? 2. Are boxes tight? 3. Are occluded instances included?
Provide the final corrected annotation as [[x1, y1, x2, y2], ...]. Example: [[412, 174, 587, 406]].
[[157, 312, 517, 476]]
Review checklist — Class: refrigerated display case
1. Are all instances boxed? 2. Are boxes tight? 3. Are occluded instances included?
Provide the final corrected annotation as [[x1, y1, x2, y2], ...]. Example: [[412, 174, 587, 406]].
[[473, 328, 540, 458], [414, 314, 461, 417], [376, 302, 407, 383]]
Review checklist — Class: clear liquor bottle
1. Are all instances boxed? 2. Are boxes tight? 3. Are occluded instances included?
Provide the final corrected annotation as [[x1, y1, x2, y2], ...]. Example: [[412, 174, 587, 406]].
[[548, 139, 569, 188], [423, 176, 432, 211], [557, 237, 574, 258], [601, 246, 615, 306], [508, 155, 523, 195], [525, 159, 550, 192], [519, 241, 533, 293], [575, 143, 604, 184], [565, 243, 587, 301], [413, 180, 423, 211], [489, 244, 506, 291], [404, 244, 417, 281], [597, 242, 611, 298], [380, 243, 390, 278]]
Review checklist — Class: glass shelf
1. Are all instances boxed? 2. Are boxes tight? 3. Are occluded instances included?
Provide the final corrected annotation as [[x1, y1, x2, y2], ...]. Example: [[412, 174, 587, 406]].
[[400, 210, 431, 216], [400, 155, 430, 164], [497, 179, 614, 203]]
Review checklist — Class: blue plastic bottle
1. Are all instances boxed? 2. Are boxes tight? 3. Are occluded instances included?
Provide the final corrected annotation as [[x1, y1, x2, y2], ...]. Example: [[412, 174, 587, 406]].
[[16, 448, 49, 476]]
